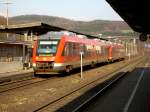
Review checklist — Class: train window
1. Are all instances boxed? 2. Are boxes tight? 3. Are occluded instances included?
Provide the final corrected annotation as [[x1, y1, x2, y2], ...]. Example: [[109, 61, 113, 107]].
[[62, 42, 76, 56], [72, 43, 76, 56], [101, 46, 105, 55], [101, 47, 109, 56], [62, 43, 69, 56], [80, 44, 87, 58], [73, 43, 80, 56], [36, 40, 59, 56], [106, 47, 109, 55], [62, 42, 87, 57], [95, 46, 101, 55], [69, 43, 74, 56], [86, 44, 92, 57]]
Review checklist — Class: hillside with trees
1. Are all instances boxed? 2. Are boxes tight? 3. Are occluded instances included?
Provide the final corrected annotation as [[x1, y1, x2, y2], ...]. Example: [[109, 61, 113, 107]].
[[0, 15, 134, 36], [10, 15, 133, 36]]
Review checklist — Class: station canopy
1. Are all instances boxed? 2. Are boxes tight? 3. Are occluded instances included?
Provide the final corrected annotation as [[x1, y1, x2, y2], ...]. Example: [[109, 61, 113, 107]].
[[106, 0, 150, 34], [0, 22, 107, 40], [0, 22, 66, 35]]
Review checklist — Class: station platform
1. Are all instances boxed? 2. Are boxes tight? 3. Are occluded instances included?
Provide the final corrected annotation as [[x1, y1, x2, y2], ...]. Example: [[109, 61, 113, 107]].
[[0, 62, 34, 83], [78, 57, 150, 112], [0, 61, 23, 74]]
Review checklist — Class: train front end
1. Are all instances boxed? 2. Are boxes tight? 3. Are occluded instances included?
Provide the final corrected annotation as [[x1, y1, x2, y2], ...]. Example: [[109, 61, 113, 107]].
[[32, 32, 65, 74]]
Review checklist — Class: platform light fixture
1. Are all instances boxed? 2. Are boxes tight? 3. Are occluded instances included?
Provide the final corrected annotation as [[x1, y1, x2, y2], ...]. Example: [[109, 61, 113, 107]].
[[1, 0, 13, 27]]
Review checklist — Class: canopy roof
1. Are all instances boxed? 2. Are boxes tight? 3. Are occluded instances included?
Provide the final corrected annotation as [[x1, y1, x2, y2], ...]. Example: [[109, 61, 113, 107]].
[[0, 22, 107, 40], [106, 0, 149, 34], [0, 22, 65, 35]]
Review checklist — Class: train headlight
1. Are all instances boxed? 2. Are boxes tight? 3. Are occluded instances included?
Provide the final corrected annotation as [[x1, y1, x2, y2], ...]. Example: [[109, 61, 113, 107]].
[[43, 57, 47, 61], [33, 63, 36, 67], [36, 57, 39, 60]]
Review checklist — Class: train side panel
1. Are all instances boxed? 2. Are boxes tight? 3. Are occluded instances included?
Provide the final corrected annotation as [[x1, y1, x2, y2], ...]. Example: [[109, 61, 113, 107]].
[[108, 45, 125, 61]]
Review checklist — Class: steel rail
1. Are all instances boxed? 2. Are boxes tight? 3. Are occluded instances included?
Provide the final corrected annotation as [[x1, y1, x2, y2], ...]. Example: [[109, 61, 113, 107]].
[[0, 77, 52, 93]]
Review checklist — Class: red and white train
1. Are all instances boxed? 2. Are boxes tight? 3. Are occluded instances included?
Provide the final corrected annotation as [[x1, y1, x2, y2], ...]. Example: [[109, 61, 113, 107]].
[[32, 31, 125, 74]]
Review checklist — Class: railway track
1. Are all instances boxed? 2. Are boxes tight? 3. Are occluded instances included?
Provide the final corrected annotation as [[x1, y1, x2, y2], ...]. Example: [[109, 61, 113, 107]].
[[0, 59, 122, 94], [33, 57, 144, 112], [0, 76, 35, 86], [0, 77, 52, 93]]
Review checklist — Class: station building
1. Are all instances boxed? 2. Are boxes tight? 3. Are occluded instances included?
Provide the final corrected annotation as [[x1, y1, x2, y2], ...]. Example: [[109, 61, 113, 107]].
[[0, 33, 33, 62]]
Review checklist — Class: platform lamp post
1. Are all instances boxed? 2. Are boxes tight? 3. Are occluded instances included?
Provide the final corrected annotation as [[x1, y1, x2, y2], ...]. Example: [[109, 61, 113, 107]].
[[3, 0, 13, 27], [2, 0, 13, 39]]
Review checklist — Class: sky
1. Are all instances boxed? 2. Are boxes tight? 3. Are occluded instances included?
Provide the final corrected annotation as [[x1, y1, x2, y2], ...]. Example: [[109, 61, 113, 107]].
[[0, 0, 123, 21]]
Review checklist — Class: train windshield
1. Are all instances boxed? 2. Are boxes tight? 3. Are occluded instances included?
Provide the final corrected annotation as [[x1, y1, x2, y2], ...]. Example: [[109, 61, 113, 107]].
[[37, 40, 59, 56], [36, 31, 75, 56]]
